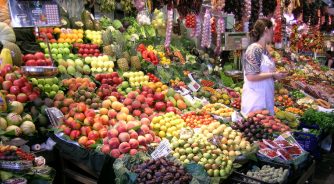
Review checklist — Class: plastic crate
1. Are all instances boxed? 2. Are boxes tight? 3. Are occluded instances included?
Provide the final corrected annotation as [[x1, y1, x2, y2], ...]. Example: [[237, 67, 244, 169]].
[[229, 160, 290, 184], [293, 131, 322, 159]]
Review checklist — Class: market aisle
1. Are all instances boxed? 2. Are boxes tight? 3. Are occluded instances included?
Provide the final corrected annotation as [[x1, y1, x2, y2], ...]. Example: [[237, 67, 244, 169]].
[[314, 153, 334, 184]]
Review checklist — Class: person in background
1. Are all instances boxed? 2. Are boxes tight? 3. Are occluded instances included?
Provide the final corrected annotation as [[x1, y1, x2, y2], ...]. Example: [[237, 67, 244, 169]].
[[241, 18, 288, 116], [326, 51, 334, 68]]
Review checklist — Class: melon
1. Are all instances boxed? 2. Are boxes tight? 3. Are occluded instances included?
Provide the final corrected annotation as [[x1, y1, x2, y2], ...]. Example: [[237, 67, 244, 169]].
[[6, 113, 22, 126], [2, 41, 23, 66]]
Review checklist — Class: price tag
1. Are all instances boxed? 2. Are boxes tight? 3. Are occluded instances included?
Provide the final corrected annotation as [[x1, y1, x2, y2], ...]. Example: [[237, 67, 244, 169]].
[[187, 73, 201, 92], [151, 139, 172, 159], [45, 107, 64, 127]]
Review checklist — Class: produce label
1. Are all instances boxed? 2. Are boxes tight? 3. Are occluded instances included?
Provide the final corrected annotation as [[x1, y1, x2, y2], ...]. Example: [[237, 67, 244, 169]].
[[151, 139, 172, 159], [208, 135, 223, 147]]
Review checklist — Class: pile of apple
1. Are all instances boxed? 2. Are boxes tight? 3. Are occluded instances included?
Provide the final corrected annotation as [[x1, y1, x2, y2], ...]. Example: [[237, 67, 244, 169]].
[[247, 110, 290, 133], [71, 86, 102, 109], [40, 42, 72, 60], [181, 111, 217, 128], [87, 56, 115, 73], [30, 77, 62, 99], [36, 27, 56, 43], [85, 30, 102, 45], [57, 58, 91, 76], [22, 52, 52, 66], [151, 112, 186, 139], [100, 117, 160, 158], [53, 93, 75, 115], [0, 65, 39, 102], [59, 102, 107, 148], [73, 43, 101, 57], [62, 78, 96, 92], [122, 71, 149, 87], [95, 72, 122, 86], [96, 84, 125, 101]]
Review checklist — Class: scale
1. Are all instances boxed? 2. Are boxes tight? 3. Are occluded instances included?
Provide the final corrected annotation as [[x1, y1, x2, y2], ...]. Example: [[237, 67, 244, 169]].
[[8, 0, 60, 77]]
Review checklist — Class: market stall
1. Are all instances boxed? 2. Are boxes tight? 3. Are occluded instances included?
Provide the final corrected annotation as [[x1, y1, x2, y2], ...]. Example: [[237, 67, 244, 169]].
[[0, 0, 333, 183]]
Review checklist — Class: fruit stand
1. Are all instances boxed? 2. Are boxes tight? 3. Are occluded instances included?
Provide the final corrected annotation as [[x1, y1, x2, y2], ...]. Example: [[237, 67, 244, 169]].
[[0, 0, 333, 183]]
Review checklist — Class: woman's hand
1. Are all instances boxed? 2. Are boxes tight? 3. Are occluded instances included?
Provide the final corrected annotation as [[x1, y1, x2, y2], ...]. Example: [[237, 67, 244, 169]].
[[273, 72, 288, 80]]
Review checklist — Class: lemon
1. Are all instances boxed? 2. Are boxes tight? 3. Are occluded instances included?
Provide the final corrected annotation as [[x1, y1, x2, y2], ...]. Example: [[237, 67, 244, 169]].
[[158, 131, 166, 138]]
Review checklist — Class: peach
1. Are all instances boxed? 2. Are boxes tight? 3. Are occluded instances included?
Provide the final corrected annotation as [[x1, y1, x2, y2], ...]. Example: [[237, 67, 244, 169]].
[[144, 108, 154, 115], [99, 128, 108, 138], [83, 117, 94, 126], [116, 122, 128, 133], [99, 108, 108, 115], [119, 142, 131, 153], [136, 95, 146, 103], [108, 96, 118, 102], [123, 98, 133, 106], [110, 149, 121, 158], [133, 109, 141, 117], [126, 105, 133, 113], [145, 134, 153, 143], [93, 122, 104, 131], [127, 91, 137, 99], [120, 107, 129, 114], [140, 118, 150, 126], [78, 136, 88, 146], [140, 124, 150, 134], [118, 132, 130, 142], [132, 100, 141, 109], [108, 119, 117, 126], [154, 136, 161, 143], [141, 103, 149, 109], [116, 112, 127, 121], [108, 128, 119, 138], [101, 144, 110, 154], [108, 109, 117, 118], [138, 135, 146, 146], [102, 99, 112, 109], [129, 139, 139, 149], [129, 149, 138, 156], [100, 114, 109, 125], [108, 137, 120, 149], [140, 113, 149, 119], [129, 130, 138, 139]]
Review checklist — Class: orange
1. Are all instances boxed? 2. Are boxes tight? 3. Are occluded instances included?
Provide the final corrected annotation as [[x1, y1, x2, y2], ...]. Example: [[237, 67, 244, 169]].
[[59, 33, 66, 39], [54, 27, 61, 33], [58, 38, 64, 43]]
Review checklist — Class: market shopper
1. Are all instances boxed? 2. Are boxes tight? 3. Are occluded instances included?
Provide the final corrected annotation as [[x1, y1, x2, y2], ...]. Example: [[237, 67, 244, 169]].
[[241, 18, 288, 116]]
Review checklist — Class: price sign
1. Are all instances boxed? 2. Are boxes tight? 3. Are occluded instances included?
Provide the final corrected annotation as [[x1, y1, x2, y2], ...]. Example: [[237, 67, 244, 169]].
[[187, 73, 201, 92], [151, 139, 172, 159]]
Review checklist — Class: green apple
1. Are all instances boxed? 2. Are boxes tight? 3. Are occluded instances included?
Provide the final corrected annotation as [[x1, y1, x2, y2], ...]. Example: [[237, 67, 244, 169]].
[[58, 48, 63, 55], [37, 84, 44, 90], [51, 43, 58, 49], [57, 54, 63, 60], [67, 66, 76, 75], [58, 43, 64, 48], [37, 79, 45, 85], [185, 147, 192, 154], [75, 65, 83, 73], [45, 78, 53, 84], [45, 53, 50, 58], [75, 59, 84, 67], [68, 53, 75, 59], [51, 48, 58, 54], [51, 54, 57, 59], [213, 169, 220, 177], [49, 91, 57, 98], [63, 48, 70, 55], [125, 87, 132, 93], [66, 59, 75, 66], [40, 42, 47, 49], [219, 169, 226, 177], [63, 43, 70, 48], [44, 48, 49, 53], [51, 84, 59, 92], [52, 77, 58, 84], [44, 84, 51, 92], [83, 65, 91, 74], [58, 65, 67, 73], [31, 78, 38, 85]]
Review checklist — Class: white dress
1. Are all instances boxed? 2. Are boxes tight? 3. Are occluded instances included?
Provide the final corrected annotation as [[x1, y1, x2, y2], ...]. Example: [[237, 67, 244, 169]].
[[241, 43, 276, 116]]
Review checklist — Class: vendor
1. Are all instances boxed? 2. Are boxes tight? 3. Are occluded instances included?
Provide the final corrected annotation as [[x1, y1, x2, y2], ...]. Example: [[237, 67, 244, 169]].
[[241, 18, 288, 116]]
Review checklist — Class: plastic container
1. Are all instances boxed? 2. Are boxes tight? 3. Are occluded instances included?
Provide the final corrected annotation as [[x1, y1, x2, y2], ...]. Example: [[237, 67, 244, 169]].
[[229, 160, 290, 184], [293, 131, 322, 159]]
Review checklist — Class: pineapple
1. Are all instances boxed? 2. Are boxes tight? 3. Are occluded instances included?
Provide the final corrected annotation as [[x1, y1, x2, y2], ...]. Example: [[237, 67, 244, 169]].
[[117, 58, 129, 71], [103, 45, 115, 56], [122, 51, 130, 61], [130, 56, 141, 70]]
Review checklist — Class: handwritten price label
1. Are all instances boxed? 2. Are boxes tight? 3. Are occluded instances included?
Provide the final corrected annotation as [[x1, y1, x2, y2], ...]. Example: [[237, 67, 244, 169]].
[[151, 139, 172, 160]]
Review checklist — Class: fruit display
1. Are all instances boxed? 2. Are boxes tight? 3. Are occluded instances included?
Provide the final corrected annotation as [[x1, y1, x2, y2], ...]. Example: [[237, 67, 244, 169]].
[[151, 112, 186, 138], [40, 42, 72, 59], [22, 52, 52, 66], [231, 119, 273, 143], [285, 107, 304, 116], [62, 78, 96, 92], [137, 44, 159, 65], [101, 117, 159, 158], [275, 95, 295, 108], [71, 86, 102, 109], [243, 165, 289, 183], [248, 110, 290, 132], [57, 28, 84, 43], [185, 14, 196, 28], [88, 55, 115, 73], [85, 30, 102, 45], [147, 73, 160, 83], [230, 97, 241, 110], [36, 27, 56, 43], [201, 103, 234, 118], [52, 93, 74, 115], [95, 72, 122, 86], [73, 43, 101, 57], [132, 157, 192, 184], [57, 58, 91, 75], [0, 65, 40, 102], [290, 90, 305, 99], [0, 145, 34, 161], [122, 71, 149, 87], [30, 77, 62, 98], [181, 111, 217, 128]]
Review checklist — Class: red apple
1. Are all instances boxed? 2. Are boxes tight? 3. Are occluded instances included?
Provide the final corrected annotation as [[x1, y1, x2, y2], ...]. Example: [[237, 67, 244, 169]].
[[10, 86, 20, 95], [2, 81, 13, 90], [13, 79, 24, 88], [88, 130, 99, 140], [153, 92, 165, 101], [5, 73, 16, 82], [154, 102, 166, 111], [16, 93, 28, 103]]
